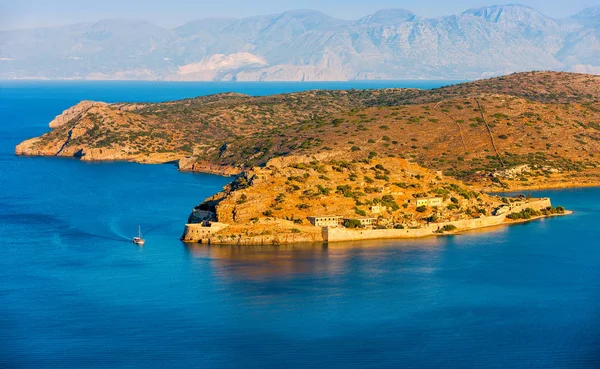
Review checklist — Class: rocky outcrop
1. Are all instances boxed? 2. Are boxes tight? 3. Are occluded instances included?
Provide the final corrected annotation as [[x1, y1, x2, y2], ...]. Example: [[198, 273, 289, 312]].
[[49, 101, 108, 129]]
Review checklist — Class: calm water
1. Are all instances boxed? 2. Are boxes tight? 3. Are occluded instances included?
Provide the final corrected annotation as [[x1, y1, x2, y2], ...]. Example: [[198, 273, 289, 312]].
[[1, 81, 599, 368]]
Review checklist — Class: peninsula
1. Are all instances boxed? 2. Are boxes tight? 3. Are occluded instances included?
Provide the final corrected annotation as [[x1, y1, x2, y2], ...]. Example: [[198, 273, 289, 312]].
[[16, 71, 599, 244]]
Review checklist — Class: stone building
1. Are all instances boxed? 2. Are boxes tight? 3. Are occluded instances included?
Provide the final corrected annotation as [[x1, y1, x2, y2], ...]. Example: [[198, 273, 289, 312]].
[[307, 216, 343, 227], [416, 197, 443, 207]]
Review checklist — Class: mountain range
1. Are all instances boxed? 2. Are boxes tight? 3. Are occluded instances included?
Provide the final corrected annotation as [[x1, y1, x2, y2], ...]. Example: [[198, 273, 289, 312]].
[[1, 4, 600, 81]]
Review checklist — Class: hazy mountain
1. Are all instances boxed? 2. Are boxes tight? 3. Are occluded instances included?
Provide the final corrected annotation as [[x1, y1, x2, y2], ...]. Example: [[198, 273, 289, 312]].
[[1, 4, 599, 80], [572, 7, 600, 27]]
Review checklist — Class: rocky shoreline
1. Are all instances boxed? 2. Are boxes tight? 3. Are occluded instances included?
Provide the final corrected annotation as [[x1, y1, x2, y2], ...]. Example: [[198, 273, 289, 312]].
[[181, 198, 562, 246]]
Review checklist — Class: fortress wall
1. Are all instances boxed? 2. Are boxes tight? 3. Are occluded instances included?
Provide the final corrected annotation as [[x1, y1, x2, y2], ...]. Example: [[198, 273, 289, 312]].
[[182, 198, 553, 245], [181, 222, 229, 242], [181, 223, 325, 245], [325, 198, 552, 243]]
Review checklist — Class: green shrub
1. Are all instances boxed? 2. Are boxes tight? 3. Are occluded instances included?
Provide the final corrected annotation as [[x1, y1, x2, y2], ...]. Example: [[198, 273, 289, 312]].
[[438, 224, 457, 233], [344, 219, 363, 229], [506, 208, 541, 220], [355, 208, 367, 217], [236, 194, 247, 205]]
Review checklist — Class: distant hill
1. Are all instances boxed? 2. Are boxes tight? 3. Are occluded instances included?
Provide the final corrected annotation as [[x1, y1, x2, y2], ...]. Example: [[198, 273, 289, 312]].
[[15, 71, 600, 191], [2, 5, 600, 80]]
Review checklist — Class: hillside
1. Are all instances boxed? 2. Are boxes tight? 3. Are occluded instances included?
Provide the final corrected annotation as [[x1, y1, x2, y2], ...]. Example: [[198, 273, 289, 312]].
[[16, 71, 600, 191], [430, 71, 600, 104], [15, 88, 422, 174], [2, 5, 600, 80], [181, 156, 565, 245]]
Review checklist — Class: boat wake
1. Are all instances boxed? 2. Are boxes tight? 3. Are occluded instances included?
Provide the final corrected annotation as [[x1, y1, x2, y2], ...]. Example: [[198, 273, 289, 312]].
[[62, 229, 131, 243]]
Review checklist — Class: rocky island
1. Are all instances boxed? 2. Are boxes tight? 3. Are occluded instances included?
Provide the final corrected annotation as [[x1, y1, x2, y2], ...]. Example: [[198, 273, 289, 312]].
[[16, 71, 599, 245]]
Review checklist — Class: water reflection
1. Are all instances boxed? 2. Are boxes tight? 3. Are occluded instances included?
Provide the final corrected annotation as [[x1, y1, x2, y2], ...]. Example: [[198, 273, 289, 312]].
[[184, 237, 447, 283]]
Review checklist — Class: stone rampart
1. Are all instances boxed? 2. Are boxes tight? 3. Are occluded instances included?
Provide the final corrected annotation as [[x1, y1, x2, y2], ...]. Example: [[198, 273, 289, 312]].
[[325, 198, 552, 243]]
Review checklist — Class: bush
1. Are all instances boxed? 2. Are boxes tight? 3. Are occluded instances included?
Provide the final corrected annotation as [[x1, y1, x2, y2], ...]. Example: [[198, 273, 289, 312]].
[[506, 208, 541, 220], [344, 219, 363, 229], [291, 228, 301, 234], [425, 213, 439, 222], [540, 206, 566, 216], [355, 208, 367, 216], [438, 224, 457, 233], [236, 194, 247, 205], [416, 206, 427, 213]]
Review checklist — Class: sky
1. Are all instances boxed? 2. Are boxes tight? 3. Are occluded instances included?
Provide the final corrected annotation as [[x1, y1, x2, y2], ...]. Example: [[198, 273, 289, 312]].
[[1, 0, 598, 30]]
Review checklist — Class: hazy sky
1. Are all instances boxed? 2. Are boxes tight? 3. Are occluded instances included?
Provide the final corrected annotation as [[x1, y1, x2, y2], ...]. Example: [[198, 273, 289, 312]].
[[1, 0, 598, 29]]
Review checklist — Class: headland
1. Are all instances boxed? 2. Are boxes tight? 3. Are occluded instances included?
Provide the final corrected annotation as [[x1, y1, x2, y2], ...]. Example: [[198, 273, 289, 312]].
[[16, 71, 599, 245]]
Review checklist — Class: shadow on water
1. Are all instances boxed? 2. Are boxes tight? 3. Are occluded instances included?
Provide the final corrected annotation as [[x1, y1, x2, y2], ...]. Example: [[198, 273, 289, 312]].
[[183, 238, 447, 283], [184, 243, 330, 281]]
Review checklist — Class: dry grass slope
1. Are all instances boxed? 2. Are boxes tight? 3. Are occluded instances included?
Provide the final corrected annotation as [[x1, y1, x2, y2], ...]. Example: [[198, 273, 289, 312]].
[[15, 71, 600, 190]]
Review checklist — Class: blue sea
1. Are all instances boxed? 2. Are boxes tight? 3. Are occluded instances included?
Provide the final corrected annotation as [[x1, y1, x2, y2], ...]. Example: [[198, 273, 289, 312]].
[[1, 81, 599, 369]]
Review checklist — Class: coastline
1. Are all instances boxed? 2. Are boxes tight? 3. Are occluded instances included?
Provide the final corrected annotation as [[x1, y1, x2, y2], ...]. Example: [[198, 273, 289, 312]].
[[181, 198, 569, 246], [16, 150, 579, 247], [182, 211, 572, 247], [12, 71, 599, 248], [15, 149, 600, 192], [15, 151, 579, 246]]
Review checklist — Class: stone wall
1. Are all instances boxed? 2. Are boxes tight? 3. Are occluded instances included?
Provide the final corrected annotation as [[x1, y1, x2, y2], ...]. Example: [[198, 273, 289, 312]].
[[325, 198, 552, 243], [181, 223, 325, 245], [181, 222, 229, 242], [181, 198, 552, 245]]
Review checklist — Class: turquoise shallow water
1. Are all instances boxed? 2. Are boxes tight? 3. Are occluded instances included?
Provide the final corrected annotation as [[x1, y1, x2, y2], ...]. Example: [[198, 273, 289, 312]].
[[1, 81, 599, 368]]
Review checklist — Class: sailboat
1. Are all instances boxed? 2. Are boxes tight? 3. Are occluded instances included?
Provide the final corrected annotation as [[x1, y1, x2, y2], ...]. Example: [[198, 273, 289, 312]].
[[133, 226, 145, 245]]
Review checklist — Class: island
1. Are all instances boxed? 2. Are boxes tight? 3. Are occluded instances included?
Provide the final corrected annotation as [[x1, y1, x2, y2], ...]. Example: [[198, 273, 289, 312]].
[[16, 71, 599, 245]]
